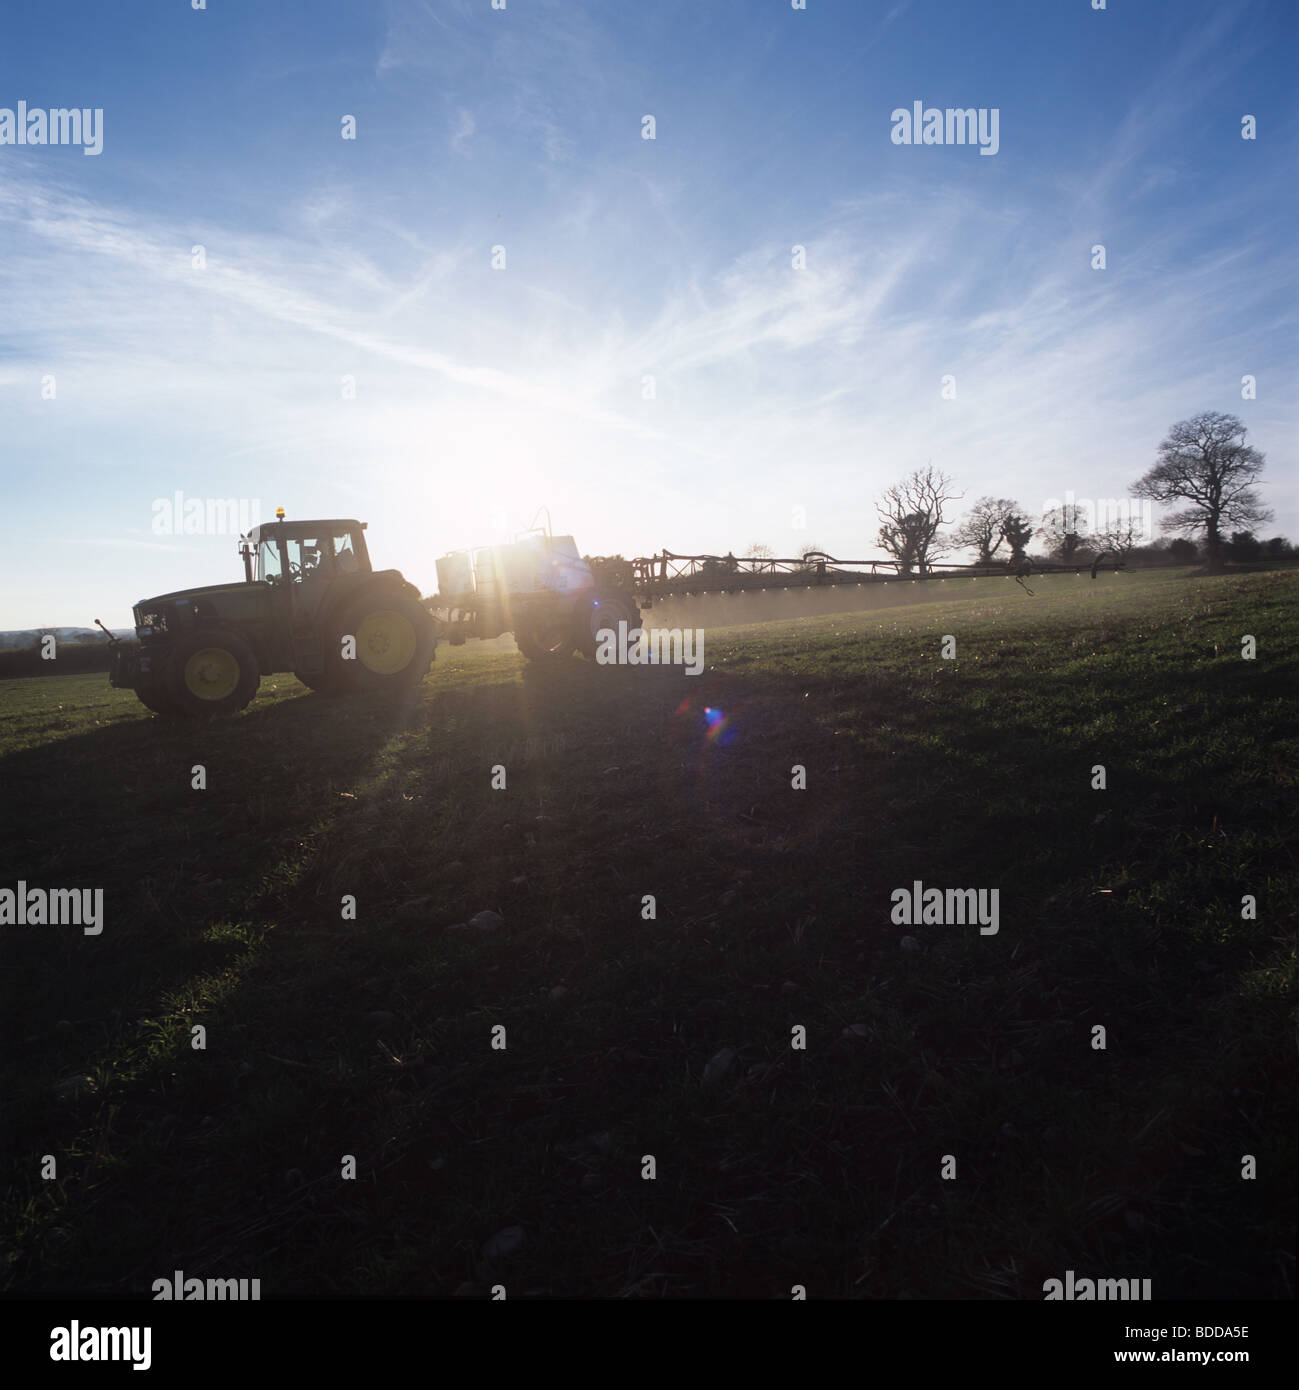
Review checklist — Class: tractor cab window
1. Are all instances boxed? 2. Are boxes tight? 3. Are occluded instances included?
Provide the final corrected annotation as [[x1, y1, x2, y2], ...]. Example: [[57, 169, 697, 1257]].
[[257, 530, 363, 586], [334, 533, 360, 574], [257, 538, 284, 585], [285, 537, 336, 581]]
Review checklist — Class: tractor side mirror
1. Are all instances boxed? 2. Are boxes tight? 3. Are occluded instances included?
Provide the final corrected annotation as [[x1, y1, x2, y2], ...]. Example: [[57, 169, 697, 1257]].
[[238, 535, 255, 583]]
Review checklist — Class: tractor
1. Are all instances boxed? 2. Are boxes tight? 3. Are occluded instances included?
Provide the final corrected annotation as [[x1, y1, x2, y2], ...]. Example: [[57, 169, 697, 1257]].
[[432, 520, 641, 662], [102, 510, 438, 717]]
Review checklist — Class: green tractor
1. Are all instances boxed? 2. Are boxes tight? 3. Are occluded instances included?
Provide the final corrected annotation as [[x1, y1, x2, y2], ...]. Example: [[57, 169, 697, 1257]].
[[103, 511, 438, 717]]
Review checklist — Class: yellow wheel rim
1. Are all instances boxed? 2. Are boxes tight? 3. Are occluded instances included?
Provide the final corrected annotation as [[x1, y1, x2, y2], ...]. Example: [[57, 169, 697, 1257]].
[[356, 610, 417, 674], [184, 647, 241, 701]]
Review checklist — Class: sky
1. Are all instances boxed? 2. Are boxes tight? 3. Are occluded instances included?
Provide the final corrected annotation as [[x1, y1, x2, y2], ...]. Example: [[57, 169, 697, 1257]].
[[0, 0, 1295, 629]]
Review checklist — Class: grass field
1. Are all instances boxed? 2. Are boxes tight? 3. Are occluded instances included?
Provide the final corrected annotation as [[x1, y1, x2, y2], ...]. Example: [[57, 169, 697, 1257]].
[[2, 567, 1295, 1298]]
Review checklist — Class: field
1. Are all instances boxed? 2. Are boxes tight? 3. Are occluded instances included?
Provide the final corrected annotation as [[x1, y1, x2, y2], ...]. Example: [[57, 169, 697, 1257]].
[[1, 567, 1295, 1298]]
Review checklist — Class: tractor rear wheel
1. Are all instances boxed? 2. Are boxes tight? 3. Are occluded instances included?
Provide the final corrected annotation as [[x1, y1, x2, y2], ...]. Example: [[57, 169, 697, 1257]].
[[332, 593, 436, 691], [165, 630, 261, 717], [573, 590, 642, 661], [514, 607, 578, 662]]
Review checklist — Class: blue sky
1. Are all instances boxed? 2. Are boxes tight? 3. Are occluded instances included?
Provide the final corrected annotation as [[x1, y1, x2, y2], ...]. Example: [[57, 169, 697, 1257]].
[[1, 0, 1295, 627]]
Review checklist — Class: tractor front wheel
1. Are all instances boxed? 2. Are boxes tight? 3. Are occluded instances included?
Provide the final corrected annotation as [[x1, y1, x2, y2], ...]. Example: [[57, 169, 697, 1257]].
[[165, 630, 261, 717]]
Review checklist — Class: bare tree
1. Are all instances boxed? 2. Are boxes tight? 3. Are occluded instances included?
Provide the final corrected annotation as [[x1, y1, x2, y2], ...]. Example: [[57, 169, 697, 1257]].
[[796, 540, 826, 573], [1132, 411, 1272, 572], [1093, 515, 1144, 560], [744, 541, 776, 572], [953, 496, 1031, 565], [1040, 502, 1092, 562], [876, 465, 962, 576]]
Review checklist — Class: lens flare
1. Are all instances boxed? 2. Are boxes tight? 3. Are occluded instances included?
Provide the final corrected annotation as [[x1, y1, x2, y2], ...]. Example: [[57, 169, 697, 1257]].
[[657, 687, 848, 853], [703, 705, 734, 744]]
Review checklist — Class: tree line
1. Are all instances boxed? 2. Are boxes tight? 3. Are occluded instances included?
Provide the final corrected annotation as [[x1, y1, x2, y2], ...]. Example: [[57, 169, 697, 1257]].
[[748, 411, 1289, 576]]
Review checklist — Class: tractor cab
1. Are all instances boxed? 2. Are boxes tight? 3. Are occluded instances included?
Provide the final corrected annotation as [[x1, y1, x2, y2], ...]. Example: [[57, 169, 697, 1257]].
[[242, 516, 372, 629], [243, 517, 371, 586]]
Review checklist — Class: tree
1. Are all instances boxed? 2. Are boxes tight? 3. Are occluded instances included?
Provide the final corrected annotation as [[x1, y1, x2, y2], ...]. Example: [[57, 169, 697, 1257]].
[[1132, 411, 1272, 572], [1225, 531, 1262, 562], [796, 541, 827, 574], [1040, 502, 1092, 562], [876, 513, 923, 574], [1167, 537, 1198, 563], [876, 465, 962, 576], [1000, 510, 1035, 565], [953, 496, 1034, 565], [1093, 515, 1145, 560], [953, 497, 1008, 564], [744, 542, 776, 572], [586, 553, 634, 588]]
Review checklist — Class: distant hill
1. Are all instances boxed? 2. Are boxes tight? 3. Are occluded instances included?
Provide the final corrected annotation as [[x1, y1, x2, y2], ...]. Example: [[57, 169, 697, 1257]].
[[0, 627, 133, 651]]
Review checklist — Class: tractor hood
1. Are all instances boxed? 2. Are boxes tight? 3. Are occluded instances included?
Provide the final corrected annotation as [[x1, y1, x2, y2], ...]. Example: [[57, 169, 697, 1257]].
[[136, 582, 262, 609], [132, 581, 273, 632]]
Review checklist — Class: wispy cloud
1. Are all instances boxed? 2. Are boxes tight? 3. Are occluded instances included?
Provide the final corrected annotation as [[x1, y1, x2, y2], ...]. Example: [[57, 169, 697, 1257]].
[[450, 107, 475, 155], [1, 0, 1294, 628]]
